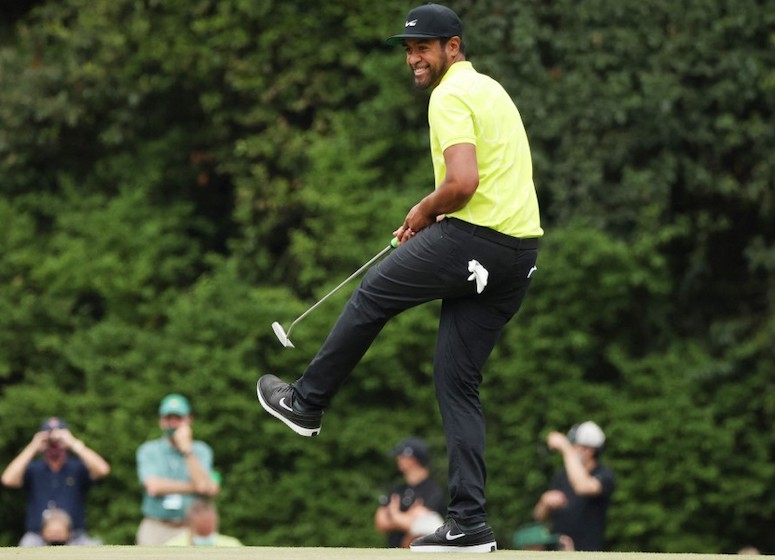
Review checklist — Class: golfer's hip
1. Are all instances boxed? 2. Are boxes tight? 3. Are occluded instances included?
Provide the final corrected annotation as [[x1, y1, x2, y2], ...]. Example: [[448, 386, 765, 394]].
[[444, 217, 539, 250]]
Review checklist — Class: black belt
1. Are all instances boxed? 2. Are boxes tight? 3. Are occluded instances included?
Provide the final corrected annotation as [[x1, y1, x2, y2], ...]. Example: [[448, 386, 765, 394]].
[[446, 218, 539, 250]]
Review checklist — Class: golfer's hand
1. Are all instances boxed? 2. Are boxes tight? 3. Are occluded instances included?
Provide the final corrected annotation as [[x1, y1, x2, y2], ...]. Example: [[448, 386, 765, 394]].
[[393, 224, 413, 245], [394, 204, 434, 245]]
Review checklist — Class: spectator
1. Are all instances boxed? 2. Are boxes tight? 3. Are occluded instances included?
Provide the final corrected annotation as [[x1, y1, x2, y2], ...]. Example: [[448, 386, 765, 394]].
[[164, 498, 243, 547], [1, 417, 109, 546], [41, 508, 73, 546], [374, 437, 446, 548], [533, 421, 615, 551], [136, 393, 220, 545]]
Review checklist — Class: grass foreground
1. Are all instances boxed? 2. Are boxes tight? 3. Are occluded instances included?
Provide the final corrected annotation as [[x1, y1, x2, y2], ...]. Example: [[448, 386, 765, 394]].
[[0, 546, 760, 560]]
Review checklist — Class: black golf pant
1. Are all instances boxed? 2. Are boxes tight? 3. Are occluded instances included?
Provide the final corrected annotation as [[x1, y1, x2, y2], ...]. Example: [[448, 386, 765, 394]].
[[293, 217, 538, 525]]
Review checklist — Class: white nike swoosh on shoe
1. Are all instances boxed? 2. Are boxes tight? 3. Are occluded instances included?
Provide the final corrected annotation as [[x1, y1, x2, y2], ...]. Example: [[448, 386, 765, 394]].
[[445, 531, 466, 540], [279, 397, 294, 413]]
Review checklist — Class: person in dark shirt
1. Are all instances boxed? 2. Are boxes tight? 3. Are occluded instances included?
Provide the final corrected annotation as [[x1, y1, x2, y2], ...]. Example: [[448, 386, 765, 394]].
[[1, 417, 110, 546], [374, 437, 446, 548], [533, 421, 615, 551]]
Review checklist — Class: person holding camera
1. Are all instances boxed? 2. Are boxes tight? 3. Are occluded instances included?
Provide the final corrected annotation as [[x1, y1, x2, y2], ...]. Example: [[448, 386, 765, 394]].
[[1, 417, 110, 546], [135, 393, 220, 545], [374, 437, 446, 548], [533, 421, 616, 551]]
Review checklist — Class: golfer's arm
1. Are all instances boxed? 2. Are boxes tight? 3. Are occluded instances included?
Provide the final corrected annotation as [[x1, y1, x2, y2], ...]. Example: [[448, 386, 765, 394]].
[[417, 143, 478, 218]]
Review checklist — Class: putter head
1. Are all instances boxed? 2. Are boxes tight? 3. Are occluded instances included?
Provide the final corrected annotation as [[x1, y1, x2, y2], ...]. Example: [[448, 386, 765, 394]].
[[272, 321, 295, 348]]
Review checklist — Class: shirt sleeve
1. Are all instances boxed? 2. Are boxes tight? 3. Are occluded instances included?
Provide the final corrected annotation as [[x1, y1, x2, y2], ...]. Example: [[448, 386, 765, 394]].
[[594, 468, 616, 499], [193, 442, 213, 472], [429, 88, 477, 152], [22, 462, 34, 490], [136, 442, 158, 482], [548, 471, 565, 491], [76, 459, 93, 490]]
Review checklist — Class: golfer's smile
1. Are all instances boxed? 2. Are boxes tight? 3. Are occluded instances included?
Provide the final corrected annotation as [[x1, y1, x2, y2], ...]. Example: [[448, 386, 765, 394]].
[[413, 64, 430, 82], [404, 39, 449, 90]]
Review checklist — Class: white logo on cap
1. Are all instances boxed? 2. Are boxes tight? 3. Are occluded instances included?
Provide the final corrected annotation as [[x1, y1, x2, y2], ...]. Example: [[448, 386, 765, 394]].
[[405, 19, 418, 27]]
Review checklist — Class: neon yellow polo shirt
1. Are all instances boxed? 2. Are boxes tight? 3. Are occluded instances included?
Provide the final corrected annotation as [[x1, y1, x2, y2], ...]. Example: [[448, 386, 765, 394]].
[[429, 61, 543, 238]]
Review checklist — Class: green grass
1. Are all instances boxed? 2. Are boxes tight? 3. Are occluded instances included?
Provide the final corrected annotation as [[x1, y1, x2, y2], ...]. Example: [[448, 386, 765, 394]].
[[0, 547, 752, 560]]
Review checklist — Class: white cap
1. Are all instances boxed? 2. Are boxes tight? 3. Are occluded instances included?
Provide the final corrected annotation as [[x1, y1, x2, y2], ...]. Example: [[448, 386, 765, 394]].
[[571, 421, 606, 448]]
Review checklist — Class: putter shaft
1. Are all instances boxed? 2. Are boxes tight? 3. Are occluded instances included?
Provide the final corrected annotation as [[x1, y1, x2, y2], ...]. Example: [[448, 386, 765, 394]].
[[284, 242, 394, 339], [273, 238, 399, 347]]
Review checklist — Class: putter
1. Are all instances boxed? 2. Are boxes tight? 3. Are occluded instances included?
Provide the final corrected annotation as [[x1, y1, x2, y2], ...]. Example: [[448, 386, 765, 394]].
[[272, 237, 399, 348]]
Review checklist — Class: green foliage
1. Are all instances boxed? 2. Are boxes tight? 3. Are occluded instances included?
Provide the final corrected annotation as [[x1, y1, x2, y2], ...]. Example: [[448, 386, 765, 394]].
[[0, 0, 773, 554]]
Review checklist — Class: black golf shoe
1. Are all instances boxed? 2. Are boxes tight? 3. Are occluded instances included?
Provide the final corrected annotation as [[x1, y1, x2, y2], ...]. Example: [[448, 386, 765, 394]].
[[409, 518, 497, 553], [256, 375, 323, 437]]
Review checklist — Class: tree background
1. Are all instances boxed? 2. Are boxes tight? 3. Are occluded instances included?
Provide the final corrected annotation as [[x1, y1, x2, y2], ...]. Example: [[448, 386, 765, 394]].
[[0, 0, 773, 552]]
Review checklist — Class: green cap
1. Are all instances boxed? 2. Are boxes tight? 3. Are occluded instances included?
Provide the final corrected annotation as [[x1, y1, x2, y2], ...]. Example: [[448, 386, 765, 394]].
[[512, 523, 561, 549], [158, 393, 191, 416]]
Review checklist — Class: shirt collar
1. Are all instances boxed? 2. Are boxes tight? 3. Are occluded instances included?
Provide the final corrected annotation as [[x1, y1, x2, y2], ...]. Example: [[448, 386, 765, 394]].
[[439, 60, 473, 86]]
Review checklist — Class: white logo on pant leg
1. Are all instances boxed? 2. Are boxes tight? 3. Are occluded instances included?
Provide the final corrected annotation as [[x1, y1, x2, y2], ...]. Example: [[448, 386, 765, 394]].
[[527, 266, 537, 278]]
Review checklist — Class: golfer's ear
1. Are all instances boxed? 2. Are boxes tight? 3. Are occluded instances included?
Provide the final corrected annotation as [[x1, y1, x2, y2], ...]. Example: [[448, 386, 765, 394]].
[[447, 36, 461, 55]]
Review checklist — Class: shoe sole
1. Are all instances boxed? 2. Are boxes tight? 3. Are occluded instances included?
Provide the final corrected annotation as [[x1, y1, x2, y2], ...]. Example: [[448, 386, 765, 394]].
[[410, 542, 497, 553], [256, 380, 321, 437]]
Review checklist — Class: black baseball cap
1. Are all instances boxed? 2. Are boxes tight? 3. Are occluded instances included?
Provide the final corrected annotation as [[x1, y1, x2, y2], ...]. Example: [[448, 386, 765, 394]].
[[393, 436, 431, 467], [38, 417, 68, 432], [386, 3, 463, 46]]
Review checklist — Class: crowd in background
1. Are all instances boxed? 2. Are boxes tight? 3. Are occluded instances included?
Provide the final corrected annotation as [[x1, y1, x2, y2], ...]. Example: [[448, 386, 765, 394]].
[[1, 402, 764, 553], [1, 394, 241, 548], [3, 395, 617, 550]]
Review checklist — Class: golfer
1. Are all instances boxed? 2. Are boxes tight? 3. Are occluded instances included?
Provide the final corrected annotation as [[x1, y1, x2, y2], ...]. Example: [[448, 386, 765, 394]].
[[258, 3, 542, 552]]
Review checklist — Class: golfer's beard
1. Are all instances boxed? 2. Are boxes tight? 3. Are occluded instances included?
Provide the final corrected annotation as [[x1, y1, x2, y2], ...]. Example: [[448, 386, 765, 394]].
[[413, 55, 448, 90]]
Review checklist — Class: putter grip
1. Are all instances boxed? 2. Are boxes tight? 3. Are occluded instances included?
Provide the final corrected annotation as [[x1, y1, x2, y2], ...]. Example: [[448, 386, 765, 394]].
[[391, 237, 399, 248]]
